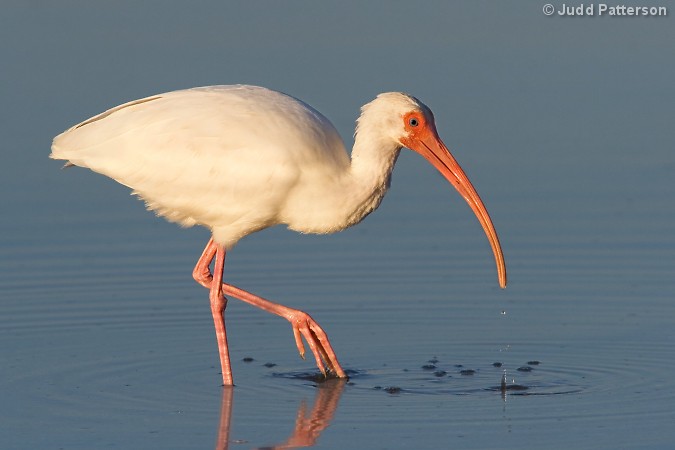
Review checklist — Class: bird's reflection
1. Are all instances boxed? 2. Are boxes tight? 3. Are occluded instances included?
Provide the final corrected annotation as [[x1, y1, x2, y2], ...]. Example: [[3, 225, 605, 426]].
[[215, 378, 347, 450], [215, 386, 235, 450]]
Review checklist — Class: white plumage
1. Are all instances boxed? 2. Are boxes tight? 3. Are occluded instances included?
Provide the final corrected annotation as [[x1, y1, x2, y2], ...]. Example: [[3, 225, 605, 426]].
[[52, 85, 417, 248], [51, 85, 506, 385]]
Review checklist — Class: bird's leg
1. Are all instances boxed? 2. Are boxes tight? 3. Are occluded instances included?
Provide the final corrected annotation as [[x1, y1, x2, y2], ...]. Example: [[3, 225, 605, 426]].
[[192, 237, 218, 288], [193, 238, 347, 380], [211, 246, 234, 385], [219, 283, 347, 379], [193, 238, 233, 385]]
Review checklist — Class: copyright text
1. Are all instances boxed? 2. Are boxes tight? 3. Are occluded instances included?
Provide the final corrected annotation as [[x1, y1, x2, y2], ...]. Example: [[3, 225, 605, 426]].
[[542, 3, 668, 16]]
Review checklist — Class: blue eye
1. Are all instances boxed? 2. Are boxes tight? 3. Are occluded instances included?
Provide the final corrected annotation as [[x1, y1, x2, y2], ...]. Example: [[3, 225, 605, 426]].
[[409, 117, 419, 127]]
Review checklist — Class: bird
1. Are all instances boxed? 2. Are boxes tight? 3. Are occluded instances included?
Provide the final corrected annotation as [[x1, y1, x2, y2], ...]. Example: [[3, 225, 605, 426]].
[[51, 84, 507, 386]]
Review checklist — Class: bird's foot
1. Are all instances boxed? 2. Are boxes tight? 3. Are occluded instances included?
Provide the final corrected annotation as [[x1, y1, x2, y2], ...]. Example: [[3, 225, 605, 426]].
[[287, 310, 347, 379], [217, 280, 348, 380]]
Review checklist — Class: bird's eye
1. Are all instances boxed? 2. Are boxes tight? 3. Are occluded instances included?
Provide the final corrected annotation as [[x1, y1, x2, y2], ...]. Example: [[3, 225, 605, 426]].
[[409, 117, 419, 127]]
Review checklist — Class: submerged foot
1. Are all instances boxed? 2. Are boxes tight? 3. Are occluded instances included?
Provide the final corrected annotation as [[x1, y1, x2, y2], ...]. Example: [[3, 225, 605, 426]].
[[287, 310, 347, 379]]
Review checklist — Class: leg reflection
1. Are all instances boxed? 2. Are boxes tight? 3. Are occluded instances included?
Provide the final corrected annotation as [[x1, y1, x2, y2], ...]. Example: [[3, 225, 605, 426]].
[[214, 379, 347, 450], [215, 386, 234, 450], [273, 379, 347, 449]]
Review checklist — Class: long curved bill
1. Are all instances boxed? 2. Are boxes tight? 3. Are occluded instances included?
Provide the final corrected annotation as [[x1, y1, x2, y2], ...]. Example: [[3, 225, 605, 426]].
[[406, 130, 507, 288]]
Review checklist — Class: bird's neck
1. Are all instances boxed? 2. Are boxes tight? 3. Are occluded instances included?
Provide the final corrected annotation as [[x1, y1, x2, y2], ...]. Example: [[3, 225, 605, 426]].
[[340, 131, 402, 227], [283, 122, 401, 235]]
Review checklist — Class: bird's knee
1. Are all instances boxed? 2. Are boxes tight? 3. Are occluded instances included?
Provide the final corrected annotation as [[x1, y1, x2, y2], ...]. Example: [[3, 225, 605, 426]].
[[209, 290, 228, 312], [193, 266, 213, 288]]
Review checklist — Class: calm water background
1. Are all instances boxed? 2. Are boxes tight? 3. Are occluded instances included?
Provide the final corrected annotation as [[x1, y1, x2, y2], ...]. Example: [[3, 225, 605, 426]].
[[2, 2, 674, 449]]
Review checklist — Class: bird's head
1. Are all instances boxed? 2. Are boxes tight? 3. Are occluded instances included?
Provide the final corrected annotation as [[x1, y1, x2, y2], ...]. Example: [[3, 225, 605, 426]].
[[364, 92, 507, 288]]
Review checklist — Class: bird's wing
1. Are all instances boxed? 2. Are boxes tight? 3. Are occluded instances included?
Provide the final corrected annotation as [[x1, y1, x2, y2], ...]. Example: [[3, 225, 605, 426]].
[[50, 85, 350, 232]]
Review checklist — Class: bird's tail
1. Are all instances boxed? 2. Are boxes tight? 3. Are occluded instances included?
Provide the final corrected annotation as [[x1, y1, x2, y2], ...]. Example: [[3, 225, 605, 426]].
[[50, 140, 76, 169]]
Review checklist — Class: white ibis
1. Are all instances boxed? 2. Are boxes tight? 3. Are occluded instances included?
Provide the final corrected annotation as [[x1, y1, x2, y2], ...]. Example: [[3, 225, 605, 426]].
[[51, 85, 507, 385]]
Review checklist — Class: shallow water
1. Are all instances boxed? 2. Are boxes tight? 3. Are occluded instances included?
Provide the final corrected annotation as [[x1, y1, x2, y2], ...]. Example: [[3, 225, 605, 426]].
[[2, 2, 675, 449], [3, 213, 674, 449]]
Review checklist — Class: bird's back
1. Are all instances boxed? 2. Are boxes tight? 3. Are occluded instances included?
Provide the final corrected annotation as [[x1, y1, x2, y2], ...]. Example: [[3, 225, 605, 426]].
[[51, 85, 350, 247]]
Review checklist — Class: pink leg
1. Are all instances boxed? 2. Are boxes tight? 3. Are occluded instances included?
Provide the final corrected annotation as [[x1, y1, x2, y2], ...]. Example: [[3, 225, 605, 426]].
[[193, 238, 347, 381], [193, 238, 233, 385], [192, 237, 217, 288], [220, 283, 347, 379]]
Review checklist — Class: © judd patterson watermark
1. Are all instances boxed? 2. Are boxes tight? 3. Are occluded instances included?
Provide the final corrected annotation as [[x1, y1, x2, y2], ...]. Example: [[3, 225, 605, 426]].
[[542, 3, 668, 16]]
